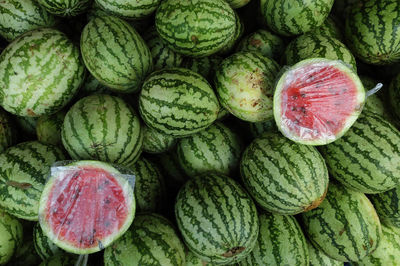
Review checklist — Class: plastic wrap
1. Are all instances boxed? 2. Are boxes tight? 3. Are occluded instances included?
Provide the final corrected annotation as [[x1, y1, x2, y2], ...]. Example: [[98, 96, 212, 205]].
[[38, 160, 136, 256]]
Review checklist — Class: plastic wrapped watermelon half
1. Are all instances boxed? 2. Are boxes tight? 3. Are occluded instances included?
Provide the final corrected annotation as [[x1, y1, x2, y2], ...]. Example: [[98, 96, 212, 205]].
[[38, 160, 136, 254], [273, 58, 366, 145]]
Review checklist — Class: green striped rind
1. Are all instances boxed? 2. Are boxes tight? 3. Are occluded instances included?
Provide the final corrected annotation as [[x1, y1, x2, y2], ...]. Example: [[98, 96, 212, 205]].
[[389, 72, 400, 120], [370, 185, 400, 228], [36, 110, 67, 146], [320, 112, 400, 194], [39, 254, 76, 266], [10, 238, 41, 266], [301, 181, 382, 262], [61, 94, 143, 167], [0, 0, 56, 41], [215, 51, 280, 122], [177, 122, 243, 178], [240, 132, 329, 215], [239, 212, 309, 266], [0, 108, 15, 153], [95, 0, 160, 19], [236, 29, 285, 60], [155, 0, 236, 57], [181, 56, 223, 81], [80, 15, 153, 93], [33, 222, 64, 260], [37, 0, 91, 16], [260, 0, 334, 36], [354, 225, 400, 266], [143, 125, 177, 154], [312, 16, 343, 41], [156, 148, 188, 185], [0, 209, 23, 265], [217, 10, 244, 55], [15, 116, 37, 136], [104, 213, 186, 266], [345, 0, 400, 65], [308, 240, 342, 266], [185, 250, 210, 266], [143, 27, 183, 71], [248, 119, 278, 138], [0, 141, 65, 220], [175, 173, 259, 264], [283, 33, 357, 71], [129, 157, 166, 212], [78, 72, 110, 97], [0, 28, 85, 117], [139, 68, 220, 137], [226, 0, 250, 9]]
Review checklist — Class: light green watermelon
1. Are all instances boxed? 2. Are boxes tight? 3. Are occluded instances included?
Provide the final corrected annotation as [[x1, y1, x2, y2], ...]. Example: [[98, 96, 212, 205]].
[[307, 240, 342, 266]]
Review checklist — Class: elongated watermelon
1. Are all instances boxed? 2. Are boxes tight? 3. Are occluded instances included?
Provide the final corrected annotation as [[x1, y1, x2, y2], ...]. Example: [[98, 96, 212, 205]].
[[95, 0, 160, 20], [320, 111, 400, 194], [0, 28, 85, 117], [273, 58, 365, 145], [139, 68, 220, 137], [0, 209, 23, 265], [142, 125, 177, 154], [175, 173, 259, 265], [38, 0, 91, 16], [301, 181, 382, 262], [33, 222, 64, 260], [0, 141, 66, 220], [36, 110, 67, 146], [370, 185, 400, 228], [61, 94, 143, 167], [38, 160, 136, 254], [241, 132, 329, 215], [104, 213, 185, 266], [307, 240, 342, 266], [0, 108, 15, 153], [239, 212, 309, 266]]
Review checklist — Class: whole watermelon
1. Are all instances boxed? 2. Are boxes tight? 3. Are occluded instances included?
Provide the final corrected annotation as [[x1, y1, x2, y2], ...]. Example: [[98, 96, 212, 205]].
[[37, 0, 91, 16], [0, 209, 23, 265]]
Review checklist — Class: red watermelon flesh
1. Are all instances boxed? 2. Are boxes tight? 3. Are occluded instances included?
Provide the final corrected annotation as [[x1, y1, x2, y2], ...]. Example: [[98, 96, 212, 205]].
[[274, 59, 365, 145]]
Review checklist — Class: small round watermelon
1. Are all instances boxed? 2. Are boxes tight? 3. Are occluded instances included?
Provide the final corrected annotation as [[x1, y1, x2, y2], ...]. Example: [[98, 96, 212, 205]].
[[38, 160, 136, 254], [273, 58, 365, 145]]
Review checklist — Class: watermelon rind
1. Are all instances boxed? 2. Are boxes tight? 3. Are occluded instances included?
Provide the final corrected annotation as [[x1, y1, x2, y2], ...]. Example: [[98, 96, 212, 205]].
[[0, 208, 24, 265], [33, 222, 64, 260], [370, 185, 400, 228], [37, 0, 91, 17], [95, 0, 160, 20]]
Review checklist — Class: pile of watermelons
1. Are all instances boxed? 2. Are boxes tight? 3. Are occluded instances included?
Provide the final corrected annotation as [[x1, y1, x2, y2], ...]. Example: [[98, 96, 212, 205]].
[[0, 0, 400, 265]]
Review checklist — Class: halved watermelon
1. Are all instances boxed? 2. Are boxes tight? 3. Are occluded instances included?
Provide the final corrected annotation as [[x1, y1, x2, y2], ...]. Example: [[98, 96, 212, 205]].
[[38, 160, 135, 254], [273, 58, 365, 145]]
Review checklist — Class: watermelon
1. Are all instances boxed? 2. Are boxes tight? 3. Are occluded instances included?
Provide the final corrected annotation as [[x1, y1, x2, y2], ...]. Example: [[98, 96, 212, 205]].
[[80, 15, 153, 93], [0, 28, 85, 117], [143, 27, 184, 71], [389, 72, 400, 120], [273, 58, 365, 145], [240, 132, 328, 215], [155, 0, 236, 57], [225, 0, 250, 9], [248, 119, 278, 138], [36, 110, 67, 146], [78, 72, 109, 97], [142, 125, 177, 154], [61, 94, 143, 167], [0, 108, 15, 153], [215, 51, 280, 122], [320, 111, 400, 194], [129, 157, 166, 212], [176, 122, 243, 178], [185, 250, 211, 266], [282, 33, 357, 71], [38, 160, 136, 254], [370, 185, 400, 228], [260, 0, 334, 36], [0, 209, 23, 265], [0, 0, 57, 41], [301, 181, 382, 262], [239, 212, 309, 266], [313, 16, 343, 41], [217, 10, 244, 56], [236, 29, 285, 60], [0, 141, 66, 221], [33, 222, 64, 260], [95, 0, 160, 20], [37, 0, 91, 16], [175, 173, 259, 264], [307, 240, 342, 266], [345, 0, 400, 65], [104, 214, 185, 266], [181, 56, 223, 81], [138, 68, 220, 137], [39, 254, 76, 266]]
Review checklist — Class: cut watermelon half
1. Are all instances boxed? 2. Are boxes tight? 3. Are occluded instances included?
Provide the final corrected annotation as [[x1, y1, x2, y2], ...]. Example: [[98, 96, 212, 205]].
[[273, 58, 365, 145], [38, 160, 135, 254]]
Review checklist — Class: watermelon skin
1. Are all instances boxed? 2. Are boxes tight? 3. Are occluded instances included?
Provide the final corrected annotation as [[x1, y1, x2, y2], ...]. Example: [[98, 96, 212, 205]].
[[142, 125, 177, 154], [0, 108, 15, 153], [369, 185, 400, 228], [95, 0, 160, 20], [239, 212, 309, 266], [283, 33, 357, 71], [307, 240, 342, 266], [33, 222, 64, 260], [260, 0, 334, 36], [39, 254, 76, 266], [104, 213, 186, 266], [156, 148, 188, 185], [217, 10, 244, 56], [36, 110, 67, 146], [226, 0, 250, 9], [301, 181, 382, 262], [155, 0, 236, 57], [0, 209, 23, 265], [177, 122, 243, 178], [181, 56, 223, 82], [139, 68, 220, 137], [37, 0, 91, 16], [215, 51, 280, 122], [0, 28, 85, 117], [240, 132, 329, 215], [320, 112, 400, 194], [313, 16, 343, 41], [62, 94, 143, 167], [175, 173, 259, 265], [345, 0, 400, 65], [185, 250, 211, 266], [0, 141, 66, 221], [78, 72, 109, 97], [248, 119, 278, 138], [0, 0, 56, 41], [80, 15, 153, 93]]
